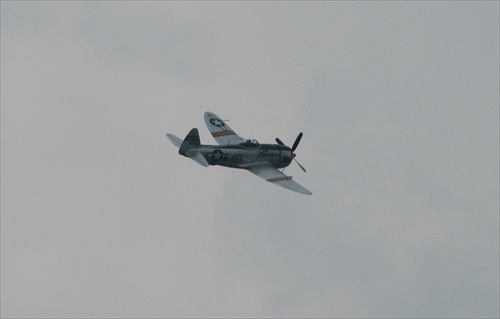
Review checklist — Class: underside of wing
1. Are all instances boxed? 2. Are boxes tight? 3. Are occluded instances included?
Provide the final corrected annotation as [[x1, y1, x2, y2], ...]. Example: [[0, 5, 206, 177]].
[[204, 111, 245, 146], [245, 163, 312, 195]]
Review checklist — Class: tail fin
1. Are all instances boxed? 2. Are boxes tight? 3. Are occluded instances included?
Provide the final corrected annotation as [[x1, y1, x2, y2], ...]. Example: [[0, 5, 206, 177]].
[[179, 128, 201, 155], [178, 128, 209, 167]]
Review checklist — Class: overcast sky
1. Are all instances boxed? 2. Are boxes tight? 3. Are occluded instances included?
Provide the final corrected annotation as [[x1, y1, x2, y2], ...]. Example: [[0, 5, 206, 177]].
[[1, 2, 499, 318]]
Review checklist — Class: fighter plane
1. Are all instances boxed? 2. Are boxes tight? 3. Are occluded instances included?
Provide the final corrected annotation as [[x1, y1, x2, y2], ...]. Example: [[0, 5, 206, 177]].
[[166, 112, 312, 195]]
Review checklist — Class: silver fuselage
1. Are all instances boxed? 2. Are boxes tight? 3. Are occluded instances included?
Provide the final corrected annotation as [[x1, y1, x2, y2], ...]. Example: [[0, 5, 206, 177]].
[[186, 143, 294, 169]]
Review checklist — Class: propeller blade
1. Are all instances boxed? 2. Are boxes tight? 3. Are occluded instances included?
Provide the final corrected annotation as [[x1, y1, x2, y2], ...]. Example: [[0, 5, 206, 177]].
[[291, 132, 303, 152], [275, 138, 285, 146], [293, 157, 306, 173]]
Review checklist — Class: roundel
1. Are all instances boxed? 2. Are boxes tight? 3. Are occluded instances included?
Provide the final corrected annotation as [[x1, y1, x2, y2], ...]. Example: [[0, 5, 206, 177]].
[[211, 149, 224, 161], [209, 118, 226, 128]]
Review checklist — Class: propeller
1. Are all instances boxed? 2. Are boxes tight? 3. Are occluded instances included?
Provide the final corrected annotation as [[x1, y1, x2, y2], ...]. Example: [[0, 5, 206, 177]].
[[291, 132, 303, 152], [275, 132, 306, 172], [294, 157, 306, 173]]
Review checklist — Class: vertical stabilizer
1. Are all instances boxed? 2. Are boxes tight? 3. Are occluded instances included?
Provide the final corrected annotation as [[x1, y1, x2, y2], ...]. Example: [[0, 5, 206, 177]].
[[174, 128, 209, 167], [179, 128, 201, 155]]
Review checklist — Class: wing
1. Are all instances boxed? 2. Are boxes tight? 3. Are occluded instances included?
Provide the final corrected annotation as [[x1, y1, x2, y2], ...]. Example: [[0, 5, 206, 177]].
[[245, 163, 312, 195], [204, 111, 245, 146]]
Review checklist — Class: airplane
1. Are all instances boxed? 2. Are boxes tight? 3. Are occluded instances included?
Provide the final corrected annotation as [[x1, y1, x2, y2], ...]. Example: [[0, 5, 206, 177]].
[[166, 112, 312, 195]]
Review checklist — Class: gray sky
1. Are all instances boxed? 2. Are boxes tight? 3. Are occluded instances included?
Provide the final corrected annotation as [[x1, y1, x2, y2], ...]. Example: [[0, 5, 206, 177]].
[[1, 2, 498, 318]]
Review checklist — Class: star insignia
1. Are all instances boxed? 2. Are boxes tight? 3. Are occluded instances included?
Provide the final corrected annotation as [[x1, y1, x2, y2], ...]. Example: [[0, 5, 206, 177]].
[[210, 118, 225, 128]]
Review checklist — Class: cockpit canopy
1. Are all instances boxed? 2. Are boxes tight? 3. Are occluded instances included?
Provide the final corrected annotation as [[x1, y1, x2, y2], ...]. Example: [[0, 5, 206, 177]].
[[239, 139, 260, 148]]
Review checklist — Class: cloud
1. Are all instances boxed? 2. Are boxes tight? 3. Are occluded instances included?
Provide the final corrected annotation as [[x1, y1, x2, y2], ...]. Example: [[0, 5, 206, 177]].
[[1, 2, 498, 318]]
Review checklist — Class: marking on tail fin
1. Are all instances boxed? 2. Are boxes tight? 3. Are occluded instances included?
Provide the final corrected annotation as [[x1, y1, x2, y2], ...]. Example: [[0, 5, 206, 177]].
[[179, 128, 201, 155], [183, 128, 201, 145]]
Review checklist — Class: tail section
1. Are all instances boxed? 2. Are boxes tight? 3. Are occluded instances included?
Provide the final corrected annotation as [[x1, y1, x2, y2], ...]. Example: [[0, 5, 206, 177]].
[[179, 128, 201, 155], [166, 128, 209, 167], [166, 133, 183, 148]]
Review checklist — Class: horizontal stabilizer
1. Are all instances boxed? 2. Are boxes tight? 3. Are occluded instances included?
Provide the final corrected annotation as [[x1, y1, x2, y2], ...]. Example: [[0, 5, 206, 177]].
[[185, 150, 209, 167], [167, 130, 208, 167], [166, 134, 183, 148]]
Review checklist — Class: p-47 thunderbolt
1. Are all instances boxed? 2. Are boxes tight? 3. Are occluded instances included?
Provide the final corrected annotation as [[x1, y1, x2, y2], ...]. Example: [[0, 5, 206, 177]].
[[166, 112, 311, 195]]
